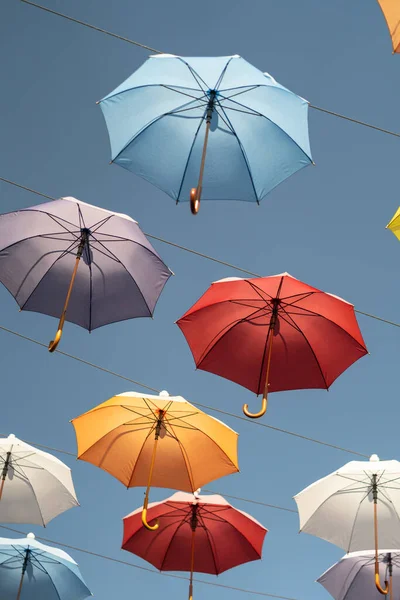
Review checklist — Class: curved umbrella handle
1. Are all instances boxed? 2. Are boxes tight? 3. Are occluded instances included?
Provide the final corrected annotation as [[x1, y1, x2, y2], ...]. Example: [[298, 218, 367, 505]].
[[190, 188, 200, 215], [48, 329, 63, 353], [375, 573, 389, 595], [243, 397, 267, 419], [142, 507, 159, 531]]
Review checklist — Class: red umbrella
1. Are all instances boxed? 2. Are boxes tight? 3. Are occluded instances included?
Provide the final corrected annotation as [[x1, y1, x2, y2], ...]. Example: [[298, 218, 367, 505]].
[[176, 273, 368, 419], [122, 491, 267, 600]]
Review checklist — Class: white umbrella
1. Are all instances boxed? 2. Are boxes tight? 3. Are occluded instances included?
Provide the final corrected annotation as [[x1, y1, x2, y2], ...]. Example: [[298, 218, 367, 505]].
[[0, 434, 78, 526], [318, 550, 400, 600], [294, 454, 400, 594]]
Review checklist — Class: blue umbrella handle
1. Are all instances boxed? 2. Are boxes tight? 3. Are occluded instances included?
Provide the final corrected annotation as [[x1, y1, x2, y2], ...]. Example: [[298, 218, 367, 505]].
[[190, 93, 215, 214]]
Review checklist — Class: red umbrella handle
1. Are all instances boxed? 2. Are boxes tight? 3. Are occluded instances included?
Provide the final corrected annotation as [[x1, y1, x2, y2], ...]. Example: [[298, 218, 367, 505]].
[[243, 324, 275, 419]]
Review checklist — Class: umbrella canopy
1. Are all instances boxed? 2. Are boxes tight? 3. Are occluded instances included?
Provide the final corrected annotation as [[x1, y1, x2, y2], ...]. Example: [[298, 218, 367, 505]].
[[71, 390, 239, 530], [99, 54, 312, 213], [318, 550, 400, 600], [122, 491, 267, 599], [176, 273, 367, 418], [294, 454, 400, 594], [377, 1, 400, 53], [0, 197, 172, 351], [0, 533, 91, 600], [387, 206, 400, 240], [0, 433, 78, 526]]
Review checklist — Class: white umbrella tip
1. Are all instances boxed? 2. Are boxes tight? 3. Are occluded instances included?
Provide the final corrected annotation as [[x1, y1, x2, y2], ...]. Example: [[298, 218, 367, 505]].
[[7, 434, 15, 440], [370, 454, 380, 462], [159, 390, 169, 398], [27, 533, 35, 539]]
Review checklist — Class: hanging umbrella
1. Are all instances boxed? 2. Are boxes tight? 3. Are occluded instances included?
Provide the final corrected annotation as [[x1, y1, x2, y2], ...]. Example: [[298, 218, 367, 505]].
[[176, 273, 367, 418], [0, 532, 91, 600], [376, 1, 400, 53], [98, 54, 313, 214], [317, 550, 400, 600], [71, 390, 239, 530], [0, 197, 172, 351], [294, 454, 400, 595], [386, 207, 400, 239], [0, 433, 78, 526], [122, 490, 267, 600]]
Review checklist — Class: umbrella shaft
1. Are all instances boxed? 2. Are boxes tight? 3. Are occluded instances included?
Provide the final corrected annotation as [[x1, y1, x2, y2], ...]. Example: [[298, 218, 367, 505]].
[[16, 571, 25, 600], [189, 529, 196, 600], [16, 550, 30, 600], [196, 119, 211, 201], [0, 451, 11, 500]]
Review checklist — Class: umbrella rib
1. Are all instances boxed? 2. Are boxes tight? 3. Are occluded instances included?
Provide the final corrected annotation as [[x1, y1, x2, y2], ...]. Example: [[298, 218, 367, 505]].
[[166, 416, 238, 475], [196, 306, 265, 366], [280, 292, 316, 307], [46, 213, 81, 237], [112, 95, 205, 165], [100, 83, 204, 104], [166, 419, 195, 491], [161, 85, 209, 103], [281, 303, 367, 354], [159, 517, 191, 572], [126, 424, 157, 489], [176, 58, 208, 94], [347, 489, 373, 552], [32, 558, 63, 600], [214, 101, 259, 202], [199, 516, 220, 575], [214, 56, 235, 91], [88, 215, 113, 235], [278, 304, 329, 389], [218, 85, 261, 101], [77, 203, 85, 230], [89, 236, 153, 317], [218, 95, 313, 162], [18, 237, 81, 311]]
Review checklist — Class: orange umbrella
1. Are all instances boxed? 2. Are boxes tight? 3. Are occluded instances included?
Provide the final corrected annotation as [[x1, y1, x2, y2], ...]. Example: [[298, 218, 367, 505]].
[[71, 390, 239, 531], [377, 0, 400, 53]]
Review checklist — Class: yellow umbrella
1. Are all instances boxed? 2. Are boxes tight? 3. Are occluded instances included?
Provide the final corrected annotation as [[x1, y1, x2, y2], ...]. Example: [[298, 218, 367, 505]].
[[387, 206, 400, 239], [71, 390, 239, 531], [377, 0, 400, 53]]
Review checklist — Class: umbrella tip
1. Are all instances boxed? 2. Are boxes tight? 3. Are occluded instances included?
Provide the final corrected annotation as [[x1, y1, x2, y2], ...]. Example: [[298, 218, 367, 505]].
[[370, 454, 380, 462], [159, 390, 169, 398], [8, 433, 15, 440], [27, 533, 35, 539]]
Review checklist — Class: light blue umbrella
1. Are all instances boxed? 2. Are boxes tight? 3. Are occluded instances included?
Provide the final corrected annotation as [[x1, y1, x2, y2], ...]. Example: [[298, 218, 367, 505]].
[[0, 533, 91, 600], [98, 54, 313, 214]]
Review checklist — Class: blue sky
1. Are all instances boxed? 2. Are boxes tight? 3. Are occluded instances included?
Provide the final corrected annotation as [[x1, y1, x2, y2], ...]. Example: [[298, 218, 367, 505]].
[[2, 0, 400, 598]]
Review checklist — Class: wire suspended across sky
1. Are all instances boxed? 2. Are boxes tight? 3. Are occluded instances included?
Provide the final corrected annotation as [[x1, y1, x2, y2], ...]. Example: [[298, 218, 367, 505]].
[[20, 0, 400, 140]]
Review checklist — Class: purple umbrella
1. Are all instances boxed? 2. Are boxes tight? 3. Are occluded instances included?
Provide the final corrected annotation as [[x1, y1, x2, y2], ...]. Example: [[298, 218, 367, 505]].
[[0, 197, 172, 351]]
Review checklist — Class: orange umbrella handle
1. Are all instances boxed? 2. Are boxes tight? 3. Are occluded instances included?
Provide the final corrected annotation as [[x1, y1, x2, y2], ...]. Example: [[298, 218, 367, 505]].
[[142, 506, 159, 531], [141, 413, 165, 531]]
